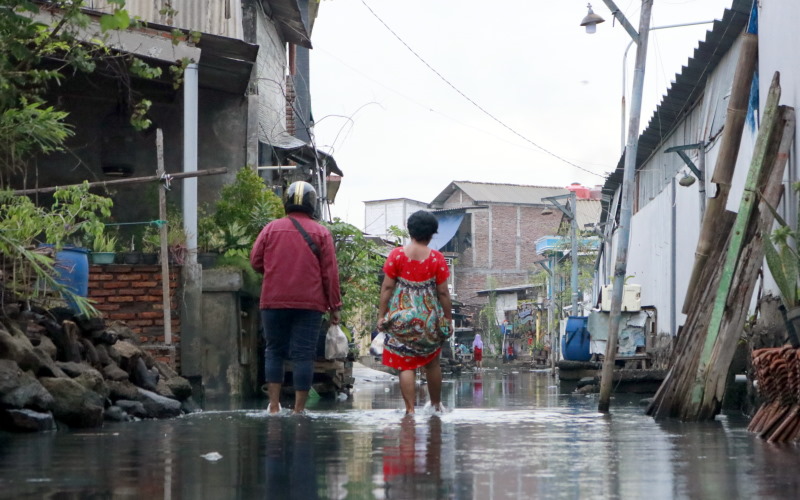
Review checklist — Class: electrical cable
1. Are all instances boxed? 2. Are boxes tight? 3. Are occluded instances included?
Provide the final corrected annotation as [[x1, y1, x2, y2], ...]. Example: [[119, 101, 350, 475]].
[[359, 0, 605, 179]]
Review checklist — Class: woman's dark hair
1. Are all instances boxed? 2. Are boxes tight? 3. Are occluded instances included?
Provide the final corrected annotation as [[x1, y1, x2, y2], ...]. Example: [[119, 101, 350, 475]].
[[407, 211, 438, 243]]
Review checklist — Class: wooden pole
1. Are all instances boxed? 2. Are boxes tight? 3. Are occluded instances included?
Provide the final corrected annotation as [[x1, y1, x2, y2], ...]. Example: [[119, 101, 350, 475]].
[[683, 33, 758, 312], [12, 168, 228, 196], [156, 129, 172, 346]]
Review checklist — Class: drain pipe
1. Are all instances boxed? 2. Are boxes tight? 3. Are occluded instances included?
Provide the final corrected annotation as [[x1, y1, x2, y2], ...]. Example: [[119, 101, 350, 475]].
[[182, 63, 199, 260]]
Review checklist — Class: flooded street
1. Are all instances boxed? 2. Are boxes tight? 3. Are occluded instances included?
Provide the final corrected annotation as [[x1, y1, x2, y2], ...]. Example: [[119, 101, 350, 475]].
[[2, 368, 800, 499]]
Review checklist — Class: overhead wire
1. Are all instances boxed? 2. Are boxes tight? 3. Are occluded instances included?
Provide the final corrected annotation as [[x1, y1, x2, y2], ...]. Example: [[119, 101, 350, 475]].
[[358, 0, 606, 179]]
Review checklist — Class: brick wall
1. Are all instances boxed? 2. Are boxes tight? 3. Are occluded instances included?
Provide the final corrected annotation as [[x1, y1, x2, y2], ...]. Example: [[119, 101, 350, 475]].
[[443, 195, 563, 309], [88, 265, 182, 368]]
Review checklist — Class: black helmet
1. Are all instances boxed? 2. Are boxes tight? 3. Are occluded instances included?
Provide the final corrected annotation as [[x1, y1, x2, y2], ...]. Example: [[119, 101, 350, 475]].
[[284, 181, 317, 216]]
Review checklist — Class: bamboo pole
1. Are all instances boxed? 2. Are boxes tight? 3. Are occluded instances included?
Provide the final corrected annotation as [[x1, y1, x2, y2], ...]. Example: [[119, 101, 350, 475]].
[[683, 33, 758, 312], [12, 168, 228, 196], [156, 129, 172, 346]]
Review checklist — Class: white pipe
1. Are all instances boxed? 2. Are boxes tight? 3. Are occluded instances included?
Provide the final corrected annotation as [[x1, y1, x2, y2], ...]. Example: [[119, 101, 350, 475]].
[[182, 63, 199, 259]]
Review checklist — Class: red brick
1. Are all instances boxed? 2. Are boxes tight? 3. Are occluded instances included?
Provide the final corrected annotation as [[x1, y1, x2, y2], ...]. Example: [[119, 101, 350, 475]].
[[89, 273, 114, 281], [96, 304, 120, 311], [119, 288, 147, 296], [108, 296, 134, 303], [128, 319, 153, 327], [132, 281, 158, 288], [103, 282, 128, 289], [118, 274, 144, 281], [107, 312, 136, 320], [89, 289, 117, 297], [139, 311, 163, 319]]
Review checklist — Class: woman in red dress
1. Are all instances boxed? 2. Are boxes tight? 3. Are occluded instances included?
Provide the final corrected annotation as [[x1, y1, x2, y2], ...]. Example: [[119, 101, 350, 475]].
[[377, 211, 453, 414]]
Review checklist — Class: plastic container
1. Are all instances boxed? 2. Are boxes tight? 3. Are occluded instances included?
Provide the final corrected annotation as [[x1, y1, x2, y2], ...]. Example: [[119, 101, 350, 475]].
[[561, 315, 591, 362], [51, 246, 90, 312]]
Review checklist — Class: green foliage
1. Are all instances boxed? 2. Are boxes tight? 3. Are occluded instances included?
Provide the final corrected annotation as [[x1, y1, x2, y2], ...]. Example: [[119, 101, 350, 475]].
[[386, 225, 408, 245], [763, 184, 800, 309], [0, 0, 192, 182], [0, 183, 113, 251], [91, 232, 118, 253], [478, 278, 503, 356], [322, 218, 382, 334], [207, 167, 284, 252]]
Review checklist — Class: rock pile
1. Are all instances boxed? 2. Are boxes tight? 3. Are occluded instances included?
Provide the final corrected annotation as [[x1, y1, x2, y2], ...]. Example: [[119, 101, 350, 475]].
[[0, 305, 198, 432]]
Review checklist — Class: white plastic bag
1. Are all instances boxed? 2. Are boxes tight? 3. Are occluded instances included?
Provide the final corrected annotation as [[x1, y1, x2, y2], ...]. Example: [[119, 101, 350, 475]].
[[325, 324, 349, 359], [369, 332, 386, 356]]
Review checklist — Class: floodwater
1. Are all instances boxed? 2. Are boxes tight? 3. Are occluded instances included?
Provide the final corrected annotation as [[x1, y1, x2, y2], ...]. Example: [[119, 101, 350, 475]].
[[2, 368, 800, 500]]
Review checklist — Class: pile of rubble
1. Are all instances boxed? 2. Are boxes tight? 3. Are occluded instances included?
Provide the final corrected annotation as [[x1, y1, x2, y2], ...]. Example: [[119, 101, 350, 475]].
[[0, 305, 198, 432]]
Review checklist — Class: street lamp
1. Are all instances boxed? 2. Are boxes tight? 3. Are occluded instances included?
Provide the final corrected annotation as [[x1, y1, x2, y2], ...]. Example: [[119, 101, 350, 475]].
[[580, 0, 653, 413], [580, 4, 605, 34]]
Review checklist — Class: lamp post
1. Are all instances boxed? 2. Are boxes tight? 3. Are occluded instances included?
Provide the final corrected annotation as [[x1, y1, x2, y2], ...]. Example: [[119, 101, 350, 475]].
[[581, 0, 653, 413]]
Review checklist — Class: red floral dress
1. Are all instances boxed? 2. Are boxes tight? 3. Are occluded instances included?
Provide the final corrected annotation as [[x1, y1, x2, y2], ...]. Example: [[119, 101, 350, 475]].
[[381, 247, 450, 370]]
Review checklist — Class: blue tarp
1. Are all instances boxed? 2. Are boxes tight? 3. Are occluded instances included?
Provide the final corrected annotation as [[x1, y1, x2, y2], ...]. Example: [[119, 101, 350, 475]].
[[429, 213, 465, 251]]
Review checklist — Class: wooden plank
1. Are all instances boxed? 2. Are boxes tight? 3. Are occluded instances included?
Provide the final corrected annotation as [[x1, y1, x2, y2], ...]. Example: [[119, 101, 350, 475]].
[[689, 75, 783, 416]]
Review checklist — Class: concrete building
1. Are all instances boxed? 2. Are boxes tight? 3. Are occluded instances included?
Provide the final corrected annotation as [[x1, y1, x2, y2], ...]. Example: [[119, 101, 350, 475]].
[[364, 198, 430, 243]]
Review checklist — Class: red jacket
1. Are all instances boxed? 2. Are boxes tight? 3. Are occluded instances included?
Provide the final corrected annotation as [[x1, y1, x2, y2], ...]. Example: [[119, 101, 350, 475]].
[[250, 213, 342, 312]]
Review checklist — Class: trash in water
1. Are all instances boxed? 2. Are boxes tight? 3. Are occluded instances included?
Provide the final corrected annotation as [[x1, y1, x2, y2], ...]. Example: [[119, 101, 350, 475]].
[[201, 452, 223, 462]]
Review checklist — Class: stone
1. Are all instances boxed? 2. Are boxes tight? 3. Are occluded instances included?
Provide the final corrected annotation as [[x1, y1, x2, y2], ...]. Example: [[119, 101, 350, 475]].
[[74, 369, 109, 401], [39, 377, 104, 428], [36, 336, 58, 360], [102, 363, 130, 382], [103, 405, 130, 422], [112, 340, 142, 362], [40, 319, 81, 363], [56, 361, 98, 378], [180, 397, 202, 414], [0, 408, 56, 432], [95, 344, 112, 366], [166, 376, 193, 401], [116, 399, 147, 419], [32, 350, 66, 378], [80, 339, 100, 368], [0, 365, 54, 412], [107, 380, 140, 402], [0, 325, 41, 372], [137, 388, 181, 419], [155, 360, 179, 380], [76, 315, 106, 336], [106, 322, 136, 342], [131, 357, 158, 392], [155, 379, 175, 399]]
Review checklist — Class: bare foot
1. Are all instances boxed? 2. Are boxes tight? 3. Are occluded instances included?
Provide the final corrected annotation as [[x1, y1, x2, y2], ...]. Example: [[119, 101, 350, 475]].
[[268, 403, 281, 414]]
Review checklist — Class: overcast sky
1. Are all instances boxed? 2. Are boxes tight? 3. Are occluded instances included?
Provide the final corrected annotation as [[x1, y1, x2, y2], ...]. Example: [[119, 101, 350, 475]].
[[310, 0, 734, 230]]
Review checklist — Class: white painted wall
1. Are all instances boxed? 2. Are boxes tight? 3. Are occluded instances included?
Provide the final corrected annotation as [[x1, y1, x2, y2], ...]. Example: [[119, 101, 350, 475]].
[[364, 199, 429, 241]]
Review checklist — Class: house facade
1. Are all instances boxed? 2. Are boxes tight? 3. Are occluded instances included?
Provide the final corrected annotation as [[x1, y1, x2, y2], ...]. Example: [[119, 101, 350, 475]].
[[598, 0, 800, 340]]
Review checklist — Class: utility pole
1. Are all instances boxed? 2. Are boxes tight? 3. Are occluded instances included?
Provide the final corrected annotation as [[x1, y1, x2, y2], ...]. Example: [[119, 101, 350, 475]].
[[598, 0, 653, 413]]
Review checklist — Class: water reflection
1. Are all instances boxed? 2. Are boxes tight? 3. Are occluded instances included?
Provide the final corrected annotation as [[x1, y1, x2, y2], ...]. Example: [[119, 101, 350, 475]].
[[2, 369, 800, 499]]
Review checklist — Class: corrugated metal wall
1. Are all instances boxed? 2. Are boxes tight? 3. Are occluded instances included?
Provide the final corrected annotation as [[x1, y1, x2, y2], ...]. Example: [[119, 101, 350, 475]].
[[87, 0, 244, 40]]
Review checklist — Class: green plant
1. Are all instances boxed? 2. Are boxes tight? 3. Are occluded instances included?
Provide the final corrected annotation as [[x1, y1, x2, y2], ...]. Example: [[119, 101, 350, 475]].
[[214, 167, 284, 244], [0, 183, 113, 250], [322, 218, 383, 332], [763, 182, 800, 309], [91, 232, 118, 253]]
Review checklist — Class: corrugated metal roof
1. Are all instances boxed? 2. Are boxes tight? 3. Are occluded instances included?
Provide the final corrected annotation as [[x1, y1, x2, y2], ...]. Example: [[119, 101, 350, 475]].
[[575, 199, 602, 228], [431, 181, 569, 207], [600, 0, 752, 224], [86, 0, 245, 40]]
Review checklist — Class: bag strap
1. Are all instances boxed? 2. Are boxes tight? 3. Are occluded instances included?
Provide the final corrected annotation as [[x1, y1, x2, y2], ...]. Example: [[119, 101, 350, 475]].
[[288, 216, 320, 257]]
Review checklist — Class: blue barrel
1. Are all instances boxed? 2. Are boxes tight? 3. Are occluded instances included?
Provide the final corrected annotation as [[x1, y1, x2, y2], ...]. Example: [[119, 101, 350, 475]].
[[561, 316, 591, 362], [51, 246, 90, 312]]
